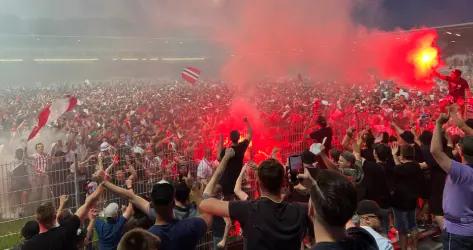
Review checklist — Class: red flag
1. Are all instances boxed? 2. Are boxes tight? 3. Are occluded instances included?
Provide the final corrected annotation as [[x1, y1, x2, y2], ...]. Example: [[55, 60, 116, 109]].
[[181, 67, 201, 84], [27, 96, 78, 141], [28, 104, 51, 141]]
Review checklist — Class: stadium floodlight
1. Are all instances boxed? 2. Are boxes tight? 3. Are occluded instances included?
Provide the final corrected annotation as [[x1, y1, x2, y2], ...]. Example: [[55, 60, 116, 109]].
[[33, 58, 99, 62], [161, 57, 206, 61], [0, 59, 23, 62]]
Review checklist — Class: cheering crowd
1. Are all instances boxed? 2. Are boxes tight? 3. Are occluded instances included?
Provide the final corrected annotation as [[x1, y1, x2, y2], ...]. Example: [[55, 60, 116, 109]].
[[0, 68, 473, 250]]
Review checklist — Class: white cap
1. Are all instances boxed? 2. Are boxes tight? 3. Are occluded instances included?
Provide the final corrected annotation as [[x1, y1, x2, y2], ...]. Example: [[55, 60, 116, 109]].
[[100, 142, 111, 152], [103, 202, 119, 218], [133, 146, 144, 154]]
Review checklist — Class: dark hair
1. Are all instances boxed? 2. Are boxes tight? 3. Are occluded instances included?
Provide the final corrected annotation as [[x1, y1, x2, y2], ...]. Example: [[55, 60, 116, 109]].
[[174, 182, 191, 203], [365, 131, 375, 149], [35, 143, 44, 149], [117, 228, 160, 250], [317, 116, 327, 127], [36, 202, 56, 229], [381, 132, 389, 144], [257, 159, 284, 195], [329, 149, 341, 162], [230, 130, 240, 144], [465, 119, 473, 129], [310, 170, 357, 227], [374, 144, 390, 162], [21, 220, 39, 240], [150, 183, 174, 207], [419, 131, 433, 146], [400, 145, 415, 160], [340, 151, 355, 165], [57, 209, 74, 226], [302, 150, 317, 164]]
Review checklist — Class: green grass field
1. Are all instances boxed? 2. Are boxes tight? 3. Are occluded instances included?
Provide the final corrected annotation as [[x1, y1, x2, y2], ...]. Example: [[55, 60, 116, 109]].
[[0, 217, 32, 249]]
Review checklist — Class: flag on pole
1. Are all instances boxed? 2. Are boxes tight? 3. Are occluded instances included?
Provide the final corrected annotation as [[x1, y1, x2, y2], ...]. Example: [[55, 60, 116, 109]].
[[27, 96, 78, 141], [181, 67, 201, 84]]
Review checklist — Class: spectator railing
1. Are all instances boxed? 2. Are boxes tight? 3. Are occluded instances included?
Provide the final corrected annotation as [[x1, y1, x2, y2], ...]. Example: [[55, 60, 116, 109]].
[[0, 122, 311, 249]]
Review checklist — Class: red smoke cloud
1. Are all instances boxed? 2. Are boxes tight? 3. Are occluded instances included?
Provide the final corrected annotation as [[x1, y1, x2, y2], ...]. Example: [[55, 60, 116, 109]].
[[216, 0, 443, 91]]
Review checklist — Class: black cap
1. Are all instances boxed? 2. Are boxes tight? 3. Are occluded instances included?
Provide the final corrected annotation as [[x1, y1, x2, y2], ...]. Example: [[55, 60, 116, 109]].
[[151, 181, 175, 206], [302, 150, 317, 164], [400, 131, 415, 144], [357, 200, 381, 217]]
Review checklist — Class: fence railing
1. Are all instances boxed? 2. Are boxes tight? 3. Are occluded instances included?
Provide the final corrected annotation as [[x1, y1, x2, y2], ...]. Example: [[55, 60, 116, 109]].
[[0, 121, 313, 249]]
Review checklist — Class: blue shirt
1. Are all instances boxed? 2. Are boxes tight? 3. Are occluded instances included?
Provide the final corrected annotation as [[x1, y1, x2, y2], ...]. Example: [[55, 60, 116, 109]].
[[95, 216, 127, 250], [443, 161, 473, 236], [148, 217, 207, 250]]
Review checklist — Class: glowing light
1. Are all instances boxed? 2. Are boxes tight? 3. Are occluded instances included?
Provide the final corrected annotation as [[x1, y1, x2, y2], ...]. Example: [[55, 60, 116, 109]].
[[0, 59, 23, 62], [33, 58, 99, 62], [407, 33, 440, 79], [161, 57, 206, 61], [120, 58, 139, 61]]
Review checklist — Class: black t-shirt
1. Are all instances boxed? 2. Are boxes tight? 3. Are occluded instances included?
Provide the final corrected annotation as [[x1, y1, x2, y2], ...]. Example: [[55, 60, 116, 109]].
[[391, 161, 424, 210], [311, 227, 378, 250], [219, 139, 250, 195], [310, 127, 333, 151], [358, 161, 391, 209], [22, 215, 81, 250], [212, 216, 226, 238], [229, 197, 309, 250]]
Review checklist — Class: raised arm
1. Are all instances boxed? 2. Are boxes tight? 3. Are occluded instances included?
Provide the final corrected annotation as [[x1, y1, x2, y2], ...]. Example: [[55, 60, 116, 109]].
[[434, 71, 448, 81], [56, 195, 69, 221], [451, 107, 473, 136], [103, 179, 150, 216], [319, 144, 338, 170], [216, 134, 224, 162], [391, 121, 404, 136], [341, 127, 354, 151], [199, 149, 234, 225], [391, 142, 401, 166], [431, 113, 453, 173], [75, 183, 104, 222], [244, 117, 253, 141], [234, 165, 249, 201]]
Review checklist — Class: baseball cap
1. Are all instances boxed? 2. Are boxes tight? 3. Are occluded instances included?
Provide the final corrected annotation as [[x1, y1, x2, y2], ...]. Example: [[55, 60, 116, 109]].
[[151, 180, 175, 206], [100, 142, 111, 152], [356, 200, 381, 217], [103, 202, 119, 218]]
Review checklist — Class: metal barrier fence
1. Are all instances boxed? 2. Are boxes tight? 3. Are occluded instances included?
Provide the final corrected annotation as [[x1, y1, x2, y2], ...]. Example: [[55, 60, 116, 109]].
[[0, 121, 313, 249]]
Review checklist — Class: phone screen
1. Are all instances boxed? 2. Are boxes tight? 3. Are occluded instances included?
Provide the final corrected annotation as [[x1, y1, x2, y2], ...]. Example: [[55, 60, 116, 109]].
[[289, 155, 303, 173]]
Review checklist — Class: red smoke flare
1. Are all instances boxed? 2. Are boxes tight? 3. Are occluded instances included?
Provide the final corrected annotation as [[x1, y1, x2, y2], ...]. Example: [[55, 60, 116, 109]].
[[381, 30, 442, 90]]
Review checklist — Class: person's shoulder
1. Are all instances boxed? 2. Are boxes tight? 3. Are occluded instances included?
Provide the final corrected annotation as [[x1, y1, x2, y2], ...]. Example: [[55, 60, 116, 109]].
[[346, 227, 378, 250]]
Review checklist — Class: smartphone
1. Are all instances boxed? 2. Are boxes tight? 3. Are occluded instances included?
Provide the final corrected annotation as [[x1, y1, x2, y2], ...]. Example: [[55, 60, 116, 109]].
[[289, 155, 303, 173], [288, 155, 303, 184]]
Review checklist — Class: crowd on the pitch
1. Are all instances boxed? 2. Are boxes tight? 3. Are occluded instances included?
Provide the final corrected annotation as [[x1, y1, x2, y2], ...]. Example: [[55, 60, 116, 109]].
[[1, 74, 473, 250]]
